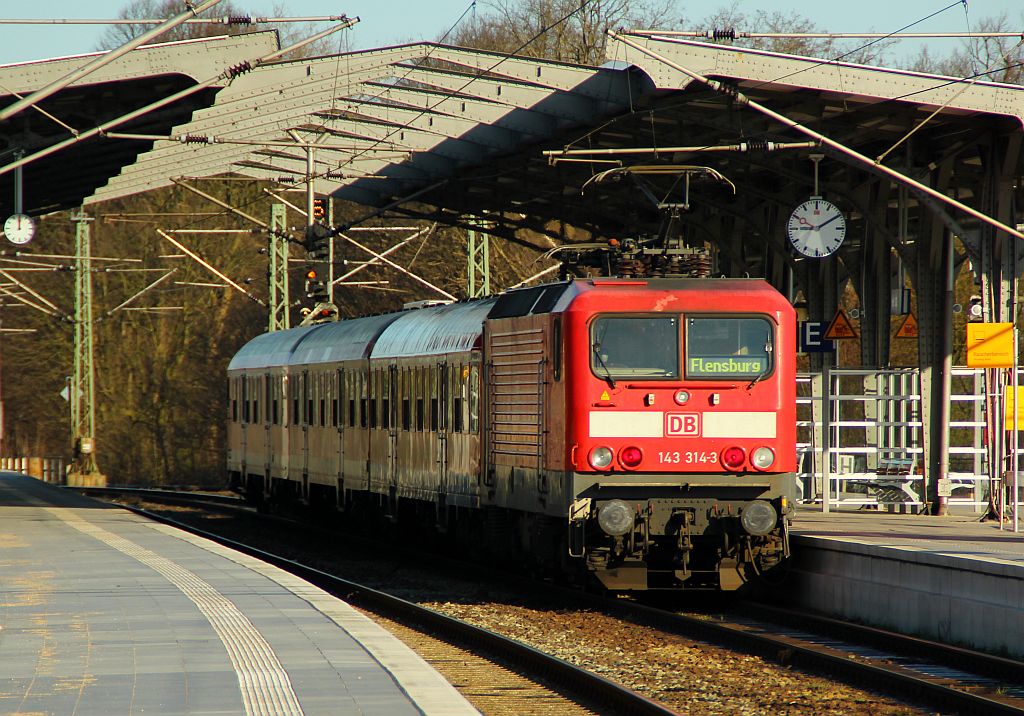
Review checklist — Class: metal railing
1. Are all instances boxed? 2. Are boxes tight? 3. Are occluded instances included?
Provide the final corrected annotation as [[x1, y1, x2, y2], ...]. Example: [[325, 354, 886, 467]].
[[796, 367, 991, 512], [1, 456, 68, 484]]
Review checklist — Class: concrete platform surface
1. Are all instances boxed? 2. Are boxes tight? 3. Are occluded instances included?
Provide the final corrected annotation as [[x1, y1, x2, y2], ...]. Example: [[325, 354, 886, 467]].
[[793, 506, 1024, 567], [0, 471, 479, 715]]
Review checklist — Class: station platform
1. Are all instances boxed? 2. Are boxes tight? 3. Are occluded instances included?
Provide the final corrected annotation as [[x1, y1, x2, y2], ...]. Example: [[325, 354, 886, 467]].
[[789, 506, 1024, 658], [0, 471, 478, 716]]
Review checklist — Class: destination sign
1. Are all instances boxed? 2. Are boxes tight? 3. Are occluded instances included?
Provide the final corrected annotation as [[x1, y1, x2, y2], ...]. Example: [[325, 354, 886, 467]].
[[688, 356, 768, 376]]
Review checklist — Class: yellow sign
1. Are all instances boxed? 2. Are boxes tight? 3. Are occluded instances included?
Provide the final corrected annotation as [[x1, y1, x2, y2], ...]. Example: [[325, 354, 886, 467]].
[[824, 310, 857, 340], [895, 313, 918, 338], [600, 390, 611, 402], [1005, 387, 1024, 427], [966, 322, 1015, 368]]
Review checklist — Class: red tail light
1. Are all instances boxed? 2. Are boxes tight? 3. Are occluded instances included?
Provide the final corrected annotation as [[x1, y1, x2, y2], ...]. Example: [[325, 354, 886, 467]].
[[620, 446, 643, 469], [721, 446, 746, 470]]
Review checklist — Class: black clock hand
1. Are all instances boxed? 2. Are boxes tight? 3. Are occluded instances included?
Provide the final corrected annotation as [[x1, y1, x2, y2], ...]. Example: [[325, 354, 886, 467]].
[[815, 213, 842, 230]]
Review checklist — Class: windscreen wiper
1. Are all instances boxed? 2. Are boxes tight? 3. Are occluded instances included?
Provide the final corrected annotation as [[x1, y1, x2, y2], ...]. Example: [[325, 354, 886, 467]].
[[592, 343, 617, 389]]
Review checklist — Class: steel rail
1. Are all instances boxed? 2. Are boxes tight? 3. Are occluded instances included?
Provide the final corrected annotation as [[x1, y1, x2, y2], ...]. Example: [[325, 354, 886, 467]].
[[85, 488, 679, 716], [618, 601, 1024, 715]]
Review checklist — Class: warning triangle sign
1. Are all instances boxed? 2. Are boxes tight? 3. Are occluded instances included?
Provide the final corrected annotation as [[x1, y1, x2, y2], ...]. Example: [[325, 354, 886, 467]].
[[824, 310, 857, 340], [895, 313, 918, 338]]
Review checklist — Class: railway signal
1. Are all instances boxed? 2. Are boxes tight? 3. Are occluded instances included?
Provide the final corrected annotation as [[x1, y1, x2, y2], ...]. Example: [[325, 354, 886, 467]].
[[304, 222, 331, 303]]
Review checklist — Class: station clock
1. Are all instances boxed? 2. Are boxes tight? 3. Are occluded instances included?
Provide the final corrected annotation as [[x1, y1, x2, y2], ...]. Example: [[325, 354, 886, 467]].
[[786, 198, 846, 258], [3, 213, 35, 245]]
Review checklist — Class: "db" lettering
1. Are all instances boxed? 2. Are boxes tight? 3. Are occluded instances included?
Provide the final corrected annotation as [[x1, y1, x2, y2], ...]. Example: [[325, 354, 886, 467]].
[[666, 413, 700, 436]]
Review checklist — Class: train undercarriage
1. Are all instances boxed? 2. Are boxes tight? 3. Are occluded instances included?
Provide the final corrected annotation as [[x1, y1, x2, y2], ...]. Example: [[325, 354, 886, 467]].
[[231, 469, 792, 592]]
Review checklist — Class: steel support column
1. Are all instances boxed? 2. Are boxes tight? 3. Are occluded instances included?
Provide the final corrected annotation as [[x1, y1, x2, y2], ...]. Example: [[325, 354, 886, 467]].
[[913, 165, 954, 514], [467, 217, 491, 299], [268, 203, 290, 332], [68, 214, 104, 486]]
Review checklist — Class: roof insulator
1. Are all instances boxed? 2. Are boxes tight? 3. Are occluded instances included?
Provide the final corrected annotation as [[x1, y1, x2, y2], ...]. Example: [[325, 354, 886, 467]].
[[226, 61, 254, 79], [227, 15, 253, 25], [704, 28, 737, 41]]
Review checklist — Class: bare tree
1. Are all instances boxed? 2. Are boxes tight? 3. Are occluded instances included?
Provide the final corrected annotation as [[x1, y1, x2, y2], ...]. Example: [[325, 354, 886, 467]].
[[689, 3, 895, 66], [98, 0, 339, 58], [907, 12, 1024, 85], [450, 0, 680, 65]]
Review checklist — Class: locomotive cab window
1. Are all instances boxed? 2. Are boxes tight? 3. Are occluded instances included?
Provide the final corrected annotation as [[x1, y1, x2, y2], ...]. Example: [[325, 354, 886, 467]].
[[685, 316, 774, 379], [591, 316, 679, 379]]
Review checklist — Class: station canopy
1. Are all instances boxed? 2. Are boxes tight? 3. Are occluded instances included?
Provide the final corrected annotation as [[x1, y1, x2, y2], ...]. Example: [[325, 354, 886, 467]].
[[3, 30, 1024, 261]]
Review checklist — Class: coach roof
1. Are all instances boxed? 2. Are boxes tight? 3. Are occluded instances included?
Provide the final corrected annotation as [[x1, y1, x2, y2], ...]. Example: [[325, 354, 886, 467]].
[[227, 324, 320, 371], [372, 299, 497, 359]]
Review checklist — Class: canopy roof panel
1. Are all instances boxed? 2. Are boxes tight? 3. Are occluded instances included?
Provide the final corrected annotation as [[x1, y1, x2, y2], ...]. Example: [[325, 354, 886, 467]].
[[0, 31, 279, 218], [85, 42, 648, 209]]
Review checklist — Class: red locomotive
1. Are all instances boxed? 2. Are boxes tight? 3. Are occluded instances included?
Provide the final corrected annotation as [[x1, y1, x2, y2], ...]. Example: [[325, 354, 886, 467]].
[[227, 275, 796, 590]]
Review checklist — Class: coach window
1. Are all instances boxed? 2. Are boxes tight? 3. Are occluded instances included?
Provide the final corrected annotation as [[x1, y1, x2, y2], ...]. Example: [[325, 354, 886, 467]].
[[291, 376, 299, 426], [252, 376, 259, 425], [430, 366, 440, 432], [381, 369, 391, 429], [401, 368, 411, 431], [469, 365, 480, 433], [332, 381, 339, 428], [348, 391, 356, 428], [416, 367, 425, 432], [591, 315, 679, 380], [453, 365, 465, 433], [303, 374, 310, 425], [318, 372, 326, 427], [369, 370, 379, 430], [231, 379, 238, 422], [685, 316, 774, 380]]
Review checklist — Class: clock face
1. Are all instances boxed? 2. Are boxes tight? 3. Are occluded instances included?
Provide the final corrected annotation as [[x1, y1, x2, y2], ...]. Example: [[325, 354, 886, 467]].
[[787, 198, 846, 258], [3, 213, 35, 245]]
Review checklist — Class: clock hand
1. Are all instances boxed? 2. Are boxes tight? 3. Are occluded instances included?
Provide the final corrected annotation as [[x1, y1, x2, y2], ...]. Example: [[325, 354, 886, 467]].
[[815, 213, 842, 230]]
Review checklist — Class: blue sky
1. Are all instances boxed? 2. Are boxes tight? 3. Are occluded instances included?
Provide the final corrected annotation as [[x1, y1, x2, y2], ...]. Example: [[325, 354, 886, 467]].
[[1, 1, 1021, 65]]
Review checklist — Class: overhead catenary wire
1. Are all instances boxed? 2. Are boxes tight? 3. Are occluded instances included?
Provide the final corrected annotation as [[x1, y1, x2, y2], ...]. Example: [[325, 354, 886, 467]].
[[628, 30, 1024, 41], [0, 15, 351, 26], [607, 29, 1024, 243], [560, 1, 969, 155]]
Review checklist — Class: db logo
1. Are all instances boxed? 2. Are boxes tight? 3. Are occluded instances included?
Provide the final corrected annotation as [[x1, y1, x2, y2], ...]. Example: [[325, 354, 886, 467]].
[[666, 413, 700, 436]]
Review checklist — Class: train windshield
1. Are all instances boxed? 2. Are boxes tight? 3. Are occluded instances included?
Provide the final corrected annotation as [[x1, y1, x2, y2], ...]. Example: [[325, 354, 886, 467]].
[[591, 316, 679, 379], [685, 317, 774, 379]]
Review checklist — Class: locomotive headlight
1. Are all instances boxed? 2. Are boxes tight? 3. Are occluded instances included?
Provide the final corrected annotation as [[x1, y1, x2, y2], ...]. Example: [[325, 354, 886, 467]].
[[598, 500, 634, 536], [673, 389, 690, 405], [740, 501, 778, 536], [751, 447, 775, 470], [589, 446, 614, 469]]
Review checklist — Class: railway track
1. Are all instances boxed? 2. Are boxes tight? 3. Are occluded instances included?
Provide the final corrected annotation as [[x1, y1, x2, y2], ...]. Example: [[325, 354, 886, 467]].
[[82, 486, 1024, 715]]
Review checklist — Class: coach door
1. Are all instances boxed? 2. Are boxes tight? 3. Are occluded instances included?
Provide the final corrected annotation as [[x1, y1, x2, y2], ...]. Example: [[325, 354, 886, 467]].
[[336, 368, 345, 503], [239, 374, 248, 471], [387, 364, 399, 497], [263, 372, 272, 475], [436, 362, 449, 507]]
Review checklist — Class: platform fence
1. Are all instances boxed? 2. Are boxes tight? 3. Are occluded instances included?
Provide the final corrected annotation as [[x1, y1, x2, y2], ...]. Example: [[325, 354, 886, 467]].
[[0, 456, 67, 484], [796, 367, 992, 513]]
